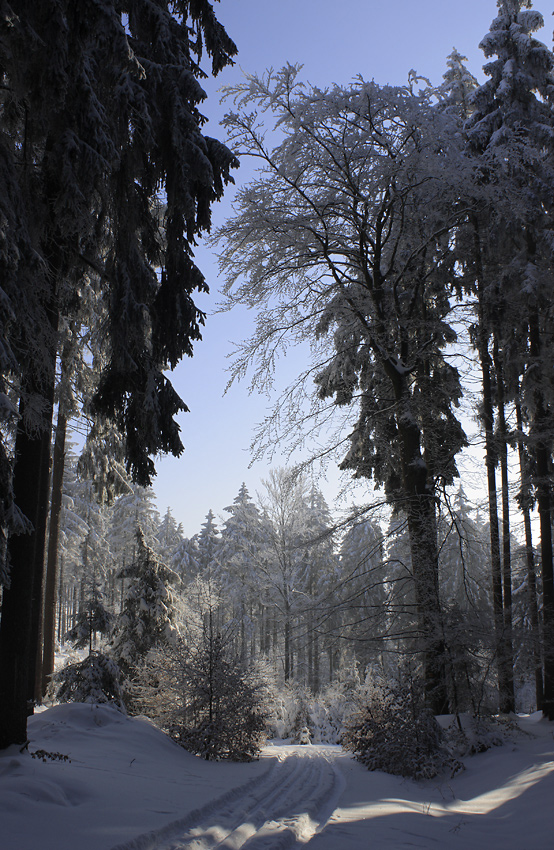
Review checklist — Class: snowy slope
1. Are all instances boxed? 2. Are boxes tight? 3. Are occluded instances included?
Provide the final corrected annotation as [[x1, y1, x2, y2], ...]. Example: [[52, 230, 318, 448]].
[[0, 704, 267, 850], [1, 705, 553, 850]]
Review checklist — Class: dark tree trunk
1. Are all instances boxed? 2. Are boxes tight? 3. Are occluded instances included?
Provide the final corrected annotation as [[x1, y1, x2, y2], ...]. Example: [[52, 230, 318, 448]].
[[529, 311, 554, 719], [515, 402, 544, 711], [313, 629, 320, 693], [57, 554, 65, 644], [0, 228, 59, 747], [472, 223, 513, 713], [390, 366, 449, 715], [405, 492, 449, 714], [493, 341, 515, 712], [41, 411, 67, 697], [0, 403, 55, 747]]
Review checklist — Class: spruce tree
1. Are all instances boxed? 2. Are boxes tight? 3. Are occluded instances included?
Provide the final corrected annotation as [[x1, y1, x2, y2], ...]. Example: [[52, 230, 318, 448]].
[[0, 0, 237, 748], [217, 484, 264, 662], [464, 0, 554, 717], [111, 528, 178, 694]]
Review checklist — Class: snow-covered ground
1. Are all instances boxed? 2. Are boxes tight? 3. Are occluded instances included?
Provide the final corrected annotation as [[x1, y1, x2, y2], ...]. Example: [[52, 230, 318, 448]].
[[1, 704, 553, 850]]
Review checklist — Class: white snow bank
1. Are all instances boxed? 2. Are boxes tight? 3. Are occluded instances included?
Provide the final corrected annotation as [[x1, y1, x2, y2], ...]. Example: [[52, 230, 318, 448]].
[[309, 712, 554, 850], [0, 704, 268, 850]]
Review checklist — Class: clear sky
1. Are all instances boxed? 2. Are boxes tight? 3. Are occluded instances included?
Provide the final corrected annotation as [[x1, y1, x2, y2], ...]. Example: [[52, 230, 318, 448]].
[[153, 0, 554, 537]]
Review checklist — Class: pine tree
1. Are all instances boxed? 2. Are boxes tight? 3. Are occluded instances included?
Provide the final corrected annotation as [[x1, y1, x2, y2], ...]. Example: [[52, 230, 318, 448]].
[[0, 0, 238, 748], [257, 469, 314, 683], [217, 484, 265, 662], [110, 528, 178, 704], [64, 586, 113, 655], [437, 48, 478, 118], [110, 484, 161, 570], [338, 515, 387, 674], [139, 630, 268, 761], [194, 509, 222, 575], [464, 0, 554, 717], [53, 652, 125, 712], [300, 486, 340, 690], [157, 507, 184, 564]]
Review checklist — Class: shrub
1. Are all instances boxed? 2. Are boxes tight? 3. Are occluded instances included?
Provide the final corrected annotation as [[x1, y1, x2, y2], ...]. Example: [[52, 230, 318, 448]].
[[52, 651, 125, 711], [136, 632, 268, 761], [342, 679, 462, 780]]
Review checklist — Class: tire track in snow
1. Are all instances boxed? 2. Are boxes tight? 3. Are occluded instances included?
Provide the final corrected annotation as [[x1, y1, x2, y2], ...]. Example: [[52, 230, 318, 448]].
[[110, 745, 344, 850]]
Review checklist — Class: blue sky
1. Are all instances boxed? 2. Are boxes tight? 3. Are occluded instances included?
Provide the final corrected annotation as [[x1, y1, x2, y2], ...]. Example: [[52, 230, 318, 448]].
[[153, 0, 554, 536]]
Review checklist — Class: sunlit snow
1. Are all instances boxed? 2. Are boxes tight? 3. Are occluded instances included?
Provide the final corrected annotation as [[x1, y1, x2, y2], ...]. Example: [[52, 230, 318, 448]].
[[1, 704, 553, 850]]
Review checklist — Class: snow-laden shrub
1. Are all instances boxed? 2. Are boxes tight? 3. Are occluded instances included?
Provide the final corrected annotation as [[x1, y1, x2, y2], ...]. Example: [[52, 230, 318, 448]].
[[438, 713, 505, 757], [136, 632, 268, 761], [342, 679, 463, 780], [265, 681, 313, 740], [266, 661, 371, 743], [52, 651, 125, 712], [307, 681, 362, 743]]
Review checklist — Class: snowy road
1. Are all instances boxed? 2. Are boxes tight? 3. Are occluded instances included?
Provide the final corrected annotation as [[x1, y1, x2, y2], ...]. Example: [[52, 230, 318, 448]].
[[111, 744, 345, 850]]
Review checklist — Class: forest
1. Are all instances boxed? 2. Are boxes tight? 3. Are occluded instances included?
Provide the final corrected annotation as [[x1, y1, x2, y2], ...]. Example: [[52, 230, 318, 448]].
[[1, 0, 554, 770]]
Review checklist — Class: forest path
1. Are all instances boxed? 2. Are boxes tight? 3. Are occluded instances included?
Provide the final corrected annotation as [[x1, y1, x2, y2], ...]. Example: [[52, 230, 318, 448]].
[[112, 743, 345, 850]]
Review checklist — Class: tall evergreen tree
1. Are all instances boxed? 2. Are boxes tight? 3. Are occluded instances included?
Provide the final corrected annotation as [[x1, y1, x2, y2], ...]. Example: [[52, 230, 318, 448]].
[[111, 528, 178, 688], [0, 0, 237, 748], [464, 0, 554, 717], [217, 483, 264, 662]]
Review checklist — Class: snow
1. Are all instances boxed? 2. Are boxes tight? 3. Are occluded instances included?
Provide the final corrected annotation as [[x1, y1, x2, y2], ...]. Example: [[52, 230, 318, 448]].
[[1, 705, 554, 850]]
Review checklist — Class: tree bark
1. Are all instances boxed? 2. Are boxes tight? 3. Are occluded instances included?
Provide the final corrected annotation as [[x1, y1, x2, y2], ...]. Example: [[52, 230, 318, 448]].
[[493, 340, 515, 712], [391, 366, 449, 715], [472, 221, 513, 713], [528, 311, 554, 719], [0, 401, 55, 747], [0, 225, 59, 747], [41, 411, 67, 697], [515, 402, 543, 710]]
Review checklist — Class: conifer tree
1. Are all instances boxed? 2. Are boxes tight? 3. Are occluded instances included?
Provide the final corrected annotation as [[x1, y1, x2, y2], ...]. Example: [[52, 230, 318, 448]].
[[0, 0, 237, 747], [111, 528, 178, 693], [464, 0, 554, 717], [338, 516, 387, 673], [157, 507, 184, 564], [437, 48, 478, 118], [194, 509, 222, 575], [217, 484, 264, 662]]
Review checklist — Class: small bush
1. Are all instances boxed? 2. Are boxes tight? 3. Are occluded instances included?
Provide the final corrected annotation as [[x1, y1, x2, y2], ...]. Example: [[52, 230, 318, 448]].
[[52, 651, 126, 711], [439, 713, 505, 757], [342, 679, 462, 780], [135, 633, 268, 761]]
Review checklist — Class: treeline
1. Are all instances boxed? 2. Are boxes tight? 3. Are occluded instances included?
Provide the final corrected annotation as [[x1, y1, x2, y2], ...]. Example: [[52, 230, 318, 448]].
[[54, 457, 539, 717]]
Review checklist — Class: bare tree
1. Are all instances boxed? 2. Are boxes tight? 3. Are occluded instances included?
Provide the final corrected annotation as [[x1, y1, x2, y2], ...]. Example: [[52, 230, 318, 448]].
[[215, 68, 470, 712]]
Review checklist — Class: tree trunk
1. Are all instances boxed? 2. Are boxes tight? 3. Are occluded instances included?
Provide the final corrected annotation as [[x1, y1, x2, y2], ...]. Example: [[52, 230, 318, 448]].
[[41, 411, 67, 697], [284, 617, 290, 681], [313, 629, 320, 693], [0, 403, 55, 747], [529, 311, 554, 719], [515, 401, 543, 710], [493, 341, 515, 712], [391, 366, 449, 715], [57, 554, 65, 644], [0, 221, 60, 747], [472, 222, 513, 713]]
